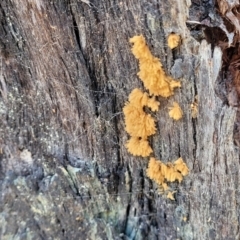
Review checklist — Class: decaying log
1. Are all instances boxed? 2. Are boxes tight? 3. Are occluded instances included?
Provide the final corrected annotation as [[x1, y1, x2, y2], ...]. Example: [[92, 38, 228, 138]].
[[0, 0, 240, 239]]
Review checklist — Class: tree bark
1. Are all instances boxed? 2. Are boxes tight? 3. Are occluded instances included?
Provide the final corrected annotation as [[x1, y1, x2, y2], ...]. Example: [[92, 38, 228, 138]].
[[0, 0, 239, 239]]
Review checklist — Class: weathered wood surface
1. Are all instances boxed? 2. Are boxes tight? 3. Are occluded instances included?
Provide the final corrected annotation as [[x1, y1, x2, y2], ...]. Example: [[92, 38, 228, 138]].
[[0, 0, 239, 239]]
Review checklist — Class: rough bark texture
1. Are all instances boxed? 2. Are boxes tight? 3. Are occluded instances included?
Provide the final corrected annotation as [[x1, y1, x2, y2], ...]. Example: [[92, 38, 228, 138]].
[[0, 0, 240, 239]]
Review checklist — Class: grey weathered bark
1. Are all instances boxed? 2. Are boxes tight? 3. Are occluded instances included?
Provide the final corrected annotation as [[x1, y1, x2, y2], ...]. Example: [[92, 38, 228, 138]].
[[0, 0, 240, 239]]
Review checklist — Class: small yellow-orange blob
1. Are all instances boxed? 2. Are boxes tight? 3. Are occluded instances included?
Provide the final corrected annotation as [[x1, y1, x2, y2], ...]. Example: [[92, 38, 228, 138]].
[[169, 102, 183, 120], [167, 191, 176, 200], [190, 95, 198, 118], [167, 33, 181, 49]]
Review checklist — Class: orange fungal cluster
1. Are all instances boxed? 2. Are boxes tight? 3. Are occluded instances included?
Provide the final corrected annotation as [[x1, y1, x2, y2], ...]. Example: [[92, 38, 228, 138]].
[[123, 89, 159, 157], [146, 157, 189, 191], [129, 35, 181, 97], [123, 35, 189, 198]]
